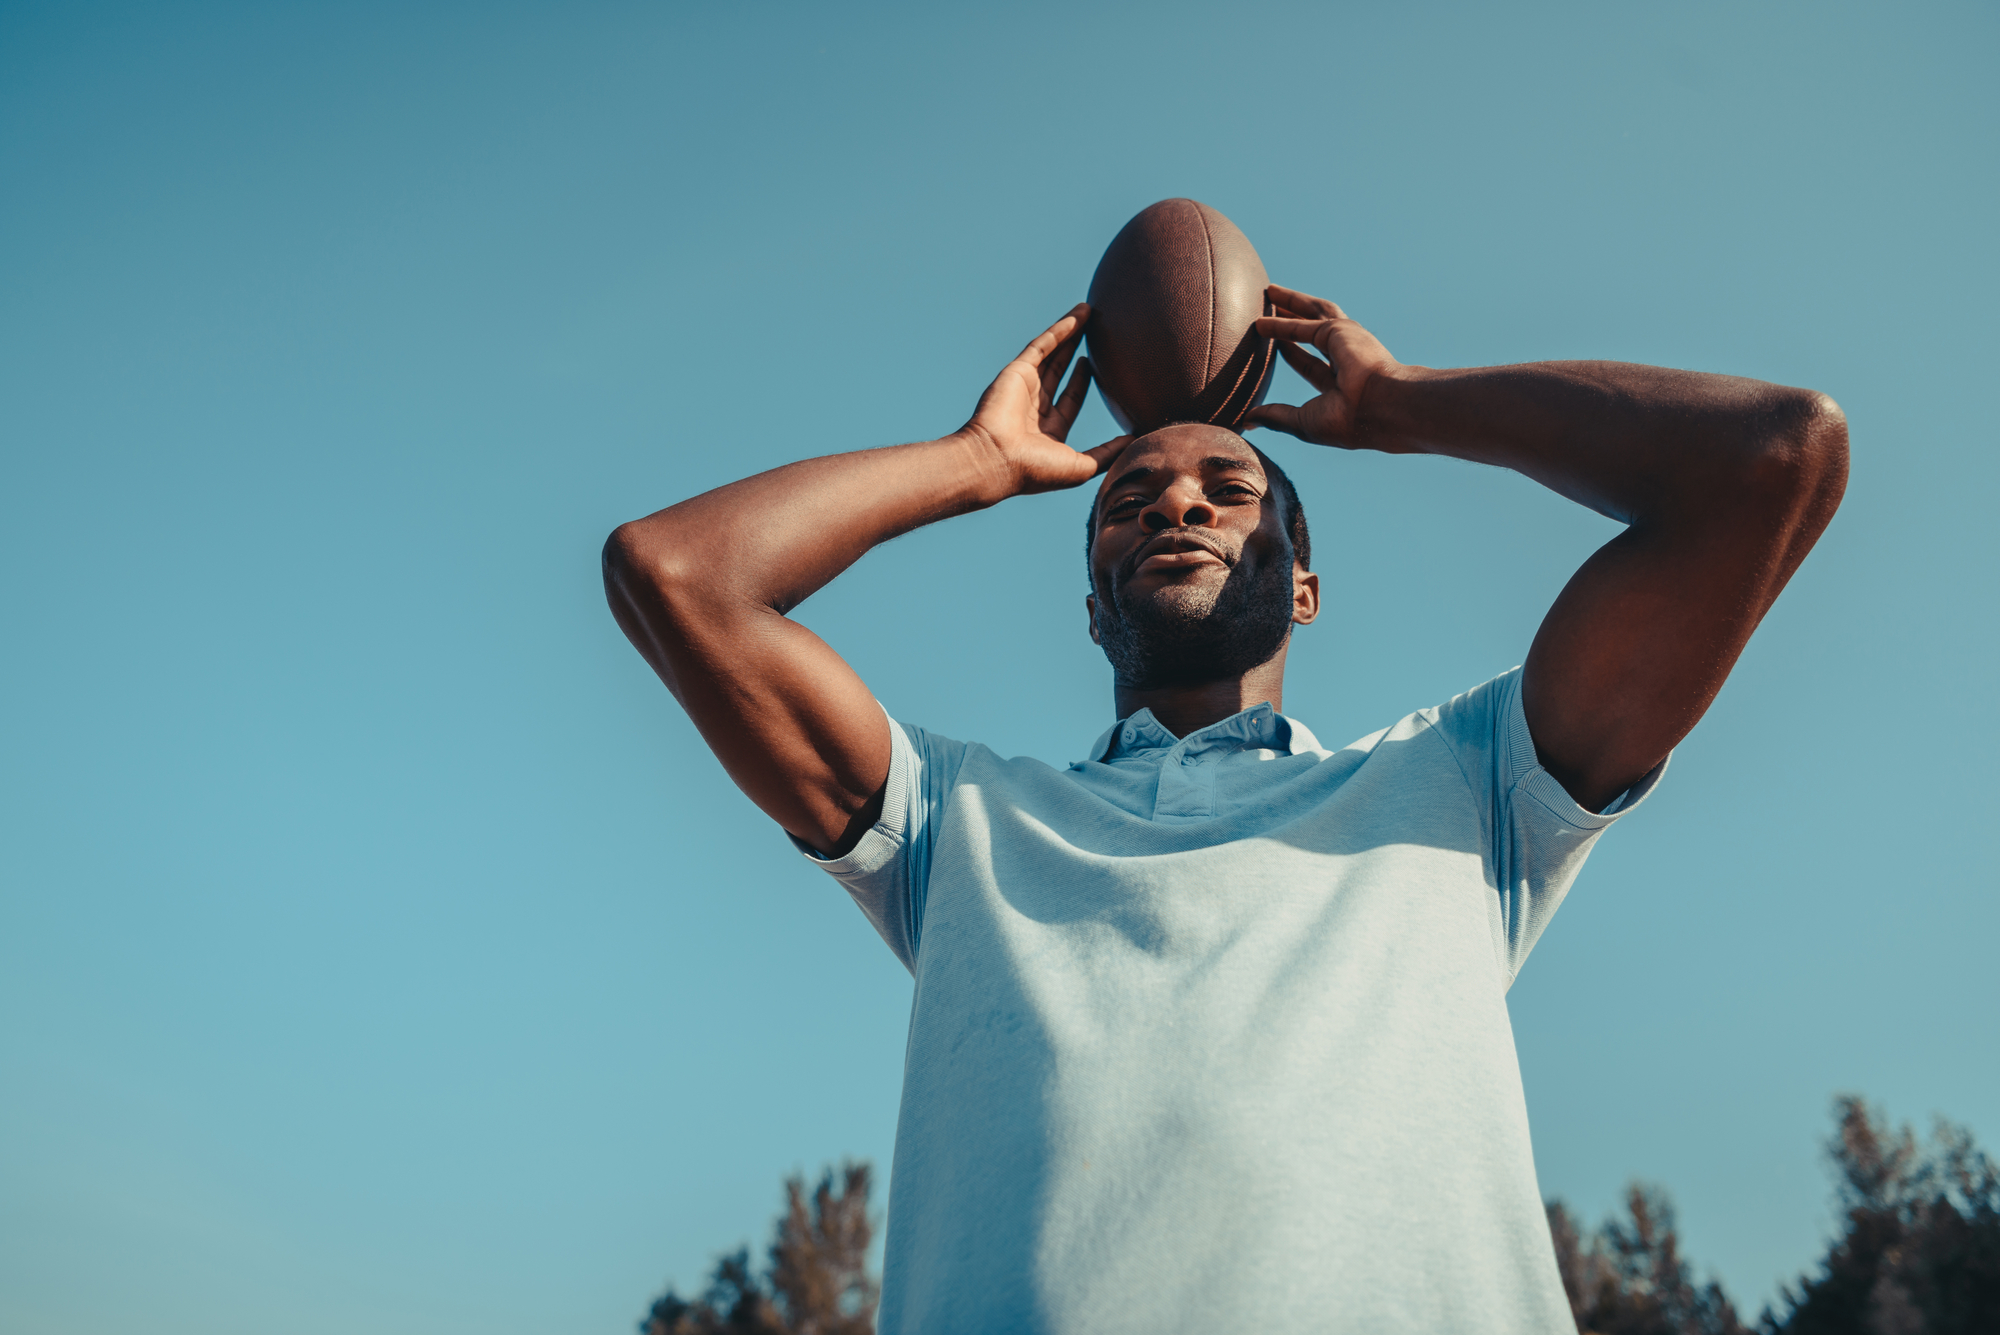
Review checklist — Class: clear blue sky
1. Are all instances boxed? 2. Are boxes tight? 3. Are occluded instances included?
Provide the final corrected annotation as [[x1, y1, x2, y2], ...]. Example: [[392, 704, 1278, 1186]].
[[2, 2, 1993, 1330]]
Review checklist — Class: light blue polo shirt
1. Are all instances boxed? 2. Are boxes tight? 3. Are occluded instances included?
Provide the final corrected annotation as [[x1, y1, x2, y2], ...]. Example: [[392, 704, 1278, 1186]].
[[800, 667, 1661, 1333]]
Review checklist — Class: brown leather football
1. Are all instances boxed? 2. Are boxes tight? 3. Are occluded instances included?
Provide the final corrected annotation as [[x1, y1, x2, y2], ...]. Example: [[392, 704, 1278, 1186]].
[[1085, 199, 1277, 437]]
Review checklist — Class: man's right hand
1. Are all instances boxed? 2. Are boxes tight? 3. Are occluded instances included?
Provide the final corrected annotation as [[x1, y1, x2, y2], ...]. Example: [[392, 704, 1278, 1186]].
[[956, 303, 1131, 495], [604, 304, 1131, 857]]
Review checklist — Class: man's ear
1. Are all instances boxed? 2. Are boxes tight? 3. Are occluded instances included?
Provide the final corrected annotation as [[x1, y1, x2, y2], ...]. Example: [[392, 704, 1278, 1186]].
[[1292, 568, 1321, 627], [1086, 593, 1101, 645]]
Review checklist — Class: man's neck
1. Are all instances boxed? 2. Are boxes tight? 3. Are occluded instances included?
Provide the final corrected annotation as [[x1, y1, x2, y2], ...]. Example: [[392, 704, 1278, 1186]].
[[1111, 650, 1289, 740]]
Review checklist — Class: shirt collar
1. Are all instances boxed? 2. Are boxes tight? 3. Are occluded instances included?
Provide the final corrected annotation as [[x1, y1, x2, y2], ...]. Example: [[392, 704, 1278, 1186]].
[[1084, 701, 1318, 764]]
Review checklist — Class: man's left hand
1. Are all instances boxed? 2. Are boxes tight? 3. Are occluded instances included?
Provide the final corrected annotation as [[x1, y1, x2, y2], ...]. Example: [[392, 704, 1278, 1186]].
[[1246, 285, 1409, 450]]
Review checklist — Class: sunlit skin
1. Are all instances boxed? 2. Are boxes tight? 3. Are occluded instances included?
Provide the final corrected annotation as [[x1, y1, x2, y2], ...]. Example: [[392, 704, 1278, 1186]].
[[604, 289, 1847, 857]]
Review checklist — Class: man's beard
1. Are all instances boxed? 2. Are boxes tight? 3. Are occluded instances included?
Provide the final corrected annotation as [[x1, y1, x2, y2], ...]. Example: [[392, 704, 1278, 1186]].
[[1093, 530, 1296, 691]]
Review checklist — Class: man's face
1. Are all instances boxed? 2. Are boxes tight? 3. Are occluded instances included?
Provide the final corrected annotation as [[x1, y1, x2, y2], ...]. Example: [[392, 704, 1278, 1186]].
[[1086, 424, 1319, 690]]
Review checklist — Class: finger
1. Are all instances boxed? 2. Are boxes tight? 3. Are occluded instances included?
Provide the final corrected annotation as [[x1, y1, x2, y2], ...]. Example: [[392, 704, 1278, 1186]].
[[1265, 284, 1343, 320], [1017, 302, 1091, 369], [1270, 301, 1329, 324], [1043, 357, 1092, 439], [1079, 434, 1133, 475], [1243, 402, 1310, 440], [1256, 315, 1336, 344], [1038, 324, 1083, 406], [1277, 339, 1336, 391]]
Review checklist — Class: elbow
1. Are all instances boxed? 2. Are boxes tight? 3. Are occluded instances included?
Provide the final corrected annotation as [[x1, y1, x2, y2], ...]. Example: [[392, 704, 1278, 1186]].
[[601, 520, 701, 609], [1792, 391, 1850, 502], [1739, 389, 1849, 526], [601, 520, 646, 586]]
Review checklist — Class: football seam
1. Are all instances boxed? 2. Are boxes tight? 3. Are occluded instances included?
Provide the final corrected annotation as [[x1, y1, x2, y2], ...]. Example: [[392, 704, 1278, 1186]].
[[1195, 201, 1216, 393]]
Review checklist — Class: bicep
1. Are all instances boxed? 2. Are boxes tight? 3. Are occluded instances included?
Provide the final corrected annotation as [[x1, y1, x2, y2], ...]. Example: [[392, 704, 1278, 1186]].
[[1523, 438, 1846, 812]]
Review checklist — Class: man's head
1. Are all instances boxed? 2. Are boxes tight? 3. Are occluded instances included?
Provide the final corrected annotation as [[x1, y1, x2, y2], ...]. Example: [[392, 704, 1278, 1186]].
[[1084, 423, 1319, 691]]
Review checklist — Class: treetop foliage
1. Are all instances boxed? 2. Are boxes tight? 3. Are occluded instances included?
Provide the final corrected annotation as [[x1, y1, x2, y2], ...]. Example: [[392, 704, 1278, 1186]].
[[1549, 1097, 2000, 1335], [1761, 1096, 2000, 1335], [649, 1099, 1998, 1334], [1549, 1183, 1747, 1335], [642, 1162, 877, 1335]]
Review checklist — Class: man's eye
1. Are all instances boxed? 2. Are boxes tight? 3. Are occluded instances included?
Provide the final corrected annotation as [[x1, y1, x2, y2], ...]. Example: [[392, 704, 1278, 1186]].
[[1213, 485, 1256, 500], [1106, 498, 1146, 516]]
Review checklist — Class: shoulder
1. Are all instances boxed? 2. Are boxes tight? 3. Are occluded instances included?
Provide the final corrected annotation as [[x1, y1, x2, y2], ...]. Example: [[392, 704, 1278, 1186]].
[[1304, 669, 1527, 811], [885, 719, 1056, 807], [1412, 668, 1528, 771], [1303, 668, 1522, 764]]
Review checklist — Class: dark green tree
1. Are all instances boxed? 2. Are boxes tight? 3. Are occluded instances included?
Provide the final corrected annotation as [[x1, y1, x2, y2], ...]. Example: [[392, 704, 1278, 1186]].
[[642, 1162, 878, 1335], [1549, 1183, 1747, 1335], [1761, 1097, 2000, 1335]]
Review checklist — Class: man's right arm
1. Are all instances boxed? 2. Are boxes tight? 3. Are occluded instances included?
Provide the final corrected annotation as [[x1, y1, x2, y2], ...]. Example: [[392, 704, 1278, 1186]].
[[601, 305, 1122, 857]]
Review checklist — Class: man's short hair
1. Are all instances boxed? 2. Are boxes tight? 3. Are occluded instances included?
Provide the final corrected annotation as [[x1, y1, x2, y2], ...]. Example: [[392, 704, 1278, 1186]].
[[1086, 442, 1311, 574]]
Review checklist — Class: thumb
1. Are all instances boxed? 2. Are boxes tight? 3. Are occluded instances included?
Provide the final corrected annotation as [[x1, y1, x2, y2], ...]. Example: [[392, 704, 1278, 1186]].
[[1079, 434, 1133, 475]]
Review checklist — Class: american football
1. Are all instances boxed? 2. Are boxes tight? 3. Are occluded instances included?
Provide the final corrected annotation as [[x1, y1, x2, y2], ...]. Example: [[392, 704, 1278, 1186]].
[[1084, 198, 1277, 437]]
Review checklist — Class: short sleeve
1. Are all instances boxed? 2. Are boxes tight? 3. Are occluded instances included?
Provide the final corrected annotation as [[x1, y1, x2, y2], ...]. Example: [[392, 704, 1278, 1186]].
[[1426, 668, 1667, 984], [787, 706, 965, 974]]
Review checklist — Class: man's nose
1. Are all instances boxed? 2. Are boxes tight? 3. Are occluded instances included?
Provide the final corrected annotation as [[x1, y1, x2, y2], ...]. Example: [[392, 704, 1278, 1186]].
[[1141, 482, 1215, 532]]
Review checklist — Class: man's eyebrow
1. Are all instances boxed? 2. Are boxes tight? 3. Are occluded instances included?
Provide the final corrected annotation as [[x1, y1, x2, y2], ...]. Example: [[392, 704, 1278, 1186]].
[[1203, 455, 1262, 476], [1105, 457, 1262, 493], [1104, 463, 1157, 492]]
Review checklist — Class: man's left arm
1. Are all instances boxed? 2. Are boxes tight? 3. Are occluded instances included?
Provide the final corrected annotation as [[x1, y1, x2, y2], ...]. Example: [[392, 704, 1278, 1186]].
[[1251, 286, 1849, 813]]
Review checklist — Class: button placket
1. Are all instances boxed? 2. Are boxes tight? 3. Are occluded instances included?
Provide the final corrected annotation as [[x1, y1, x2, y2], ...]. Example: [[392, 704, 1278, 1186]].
[[1153, 740, 1216, 820]]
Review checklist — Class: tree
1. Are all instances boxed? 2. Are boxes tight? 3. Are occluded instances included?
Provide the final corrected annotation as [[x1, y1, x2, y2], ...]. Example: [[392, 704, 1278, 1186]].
[[1761, 1097, 2000, 1335], [1548, 1183, 1748, 1335], [642, 1162, 878, 1335], [647, 1103, 2000, 1334]]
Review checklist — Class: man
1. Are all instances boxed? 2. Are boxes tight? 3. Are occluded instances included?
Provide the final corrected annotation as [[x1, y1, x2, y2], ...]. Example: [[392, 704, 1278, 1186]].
[[602, 286, 1847, 1332]]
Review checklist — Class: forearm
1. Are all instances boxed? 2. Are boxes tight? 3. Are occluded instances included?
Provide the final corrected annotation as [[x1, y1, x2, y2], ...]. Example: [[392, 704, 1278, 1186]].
[[1354, 361, 1845, 529], [608, 430, 1012, 622]]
